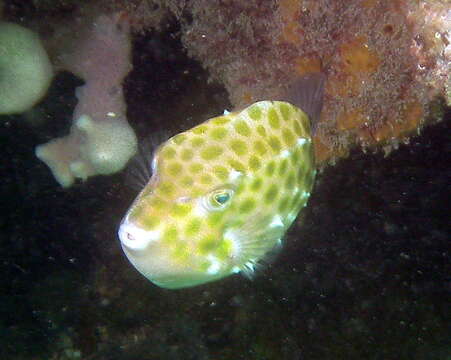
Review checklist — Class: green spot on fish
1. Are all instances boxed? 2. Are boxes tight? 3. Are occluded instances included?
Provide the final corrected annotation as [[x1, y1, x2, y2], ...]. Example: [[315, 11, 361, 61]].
[[170, 203, 191, 217], [234, 120, 251, 137], [191, 137, 205, 148], [150, 196, 167, 209], [210, 127, 228, 140], [279, 158, 288, 176], [248, 156, 262, 171], [181, 176, 194, 187], [189, 163, 204, 174], [230, 139, 248, 156], [290, 147, 300, 165], [200, 174, 214, 185], [173, 243, 189, 261], [247, 104, 262, 121], [293, 120, 304, 137], [201, 145, 223, 160], [207, 212, 224, 227], [265, 184, 279, 204], [234, 181, 246, 196], [199, 235, 218, 254], [142, 214, 159, 230], [172, 134, 187, 144], [167, 162, 183, 176], [162, 147, 176, 159], [265, 161, 276, 177], [212, 165, 229, 181], [192, 124, 209, 135], [216, 239, 233, 260], [268, 108, 280, 129], [254, 140, 267, 156], [256, 125, 267, 137], [228, 159, 246, 172], [278, 195, 291, 213], [158, 183, 174, 196], [211, 116, 231, 125], [185, 217, 202, 237], [279, 103, 291, 121], [285, 172, 296, 189], [239, 198, 256, 213], [163, 226, 178, 244], [268, 136, 282, 152], [181, 148, 194, 161], [282, 128, 296, 147], [250, 177, 263, 191]]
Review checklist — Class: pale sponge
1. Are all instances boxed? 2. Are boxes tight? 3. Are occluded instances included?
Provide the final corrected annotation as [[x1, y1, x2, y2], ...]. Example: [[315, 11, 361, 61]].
[[35, 114, 137, 187], [0, 21, 53, 114], [35, 13, 137, 187]]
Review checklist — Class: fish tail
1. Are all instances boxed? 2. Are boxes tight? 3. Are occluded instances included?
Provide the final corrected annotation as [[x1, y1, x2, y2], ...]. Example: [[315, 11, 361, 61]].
[[283, 72, 326, 133]]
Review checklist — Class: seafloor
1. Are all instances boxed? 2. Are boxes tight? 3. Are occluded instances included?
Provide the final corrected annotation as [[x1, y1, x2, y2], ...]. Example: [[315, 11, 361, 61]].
[[1, 20, 450, 360]]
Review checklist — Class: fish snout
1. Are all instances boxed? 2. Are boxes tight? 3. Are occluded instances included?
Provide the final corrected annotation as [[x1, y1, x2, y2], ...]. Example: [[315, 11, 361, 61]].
[[118, 219, 160, 251]]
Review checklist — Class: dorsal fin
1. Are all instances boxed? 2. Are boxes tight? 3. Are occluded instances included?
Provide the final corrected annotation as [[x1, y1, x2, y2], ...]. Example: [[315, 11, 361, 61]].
[[282, 72, 326, 132], [125, 131, 172, 191]]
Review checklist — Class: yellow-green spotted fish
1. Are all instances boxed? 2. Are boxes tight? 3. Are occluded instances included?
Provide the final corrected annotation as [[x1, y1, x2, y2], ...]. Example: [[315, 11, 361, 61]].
[[118, 73, 325, 289]]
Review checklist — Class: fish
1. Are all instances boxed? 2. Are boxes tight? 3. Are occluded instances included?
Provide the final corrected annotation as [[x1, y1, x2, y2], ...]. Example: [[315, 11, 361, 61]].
[[118, 73, 325, 289]]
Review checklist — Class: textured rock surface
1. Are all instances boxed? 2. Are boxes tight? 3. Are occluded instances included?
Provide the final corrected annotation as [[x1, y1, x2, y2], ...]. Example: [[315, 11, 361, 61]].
[[123, 0, 450, 164]]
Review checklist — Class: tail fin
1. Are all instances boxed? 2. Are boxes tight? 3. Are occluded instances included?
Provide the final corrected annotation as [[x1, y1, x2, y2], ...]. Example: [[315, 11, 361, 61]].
[[282, 72, 326, 132]]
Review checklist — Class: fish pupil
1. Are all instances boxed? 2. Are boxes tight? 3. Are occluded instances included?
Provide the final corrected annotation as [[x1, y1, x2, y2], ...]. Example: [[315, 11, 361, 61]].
[[214, 193, 230, 205]]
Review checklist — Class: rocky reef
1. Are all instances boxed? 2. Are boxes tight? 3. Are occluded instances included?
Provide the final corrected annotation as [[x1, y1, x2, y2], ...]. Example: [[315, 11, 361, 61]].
[[120, 0, 449, 164]]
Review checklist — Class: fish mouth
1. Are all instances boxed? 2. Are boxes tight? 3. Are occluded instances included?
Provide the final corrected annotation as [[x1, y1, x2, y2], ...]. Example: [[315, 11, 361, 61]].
[[118, 218, 160, 251]]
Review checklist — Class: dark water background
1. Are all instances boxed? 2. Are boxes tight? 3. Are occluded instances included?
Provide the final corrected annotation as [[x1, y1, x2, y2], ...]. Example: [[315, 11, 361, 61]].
[[1, 18, 450, 360]]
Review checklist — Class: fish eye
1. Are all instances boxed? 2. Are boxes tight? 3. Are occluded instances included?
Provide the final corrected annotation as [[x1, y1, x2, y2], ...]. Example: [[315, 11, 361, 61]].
[[214, 192, 230, 205], [205, 188, 234, 211]]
